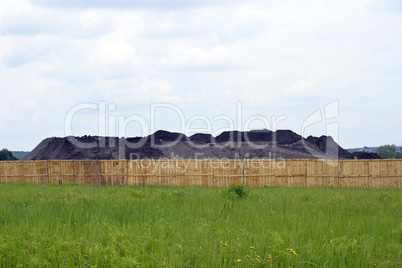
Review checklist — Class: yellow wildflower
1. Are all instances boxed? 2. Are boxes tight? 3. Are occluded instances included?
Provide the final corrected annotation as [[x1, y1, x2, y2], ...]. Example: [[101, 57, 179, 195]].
[[237, 259, 242, 262]]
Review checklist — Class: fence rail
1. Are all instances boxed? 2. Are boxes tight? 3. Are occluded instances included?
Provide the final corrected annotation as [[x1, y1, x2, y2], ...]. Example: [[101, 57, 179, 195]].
[[0, 159, 401, 188]]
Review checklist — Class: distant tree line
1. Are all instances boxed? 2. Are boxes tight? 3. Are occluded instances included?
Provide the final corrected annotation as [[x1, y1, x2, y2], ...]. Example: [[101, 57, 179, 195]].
[[376, 145, 402, 159], [11, 151, 30, 159], [0, 149, 18, 161]]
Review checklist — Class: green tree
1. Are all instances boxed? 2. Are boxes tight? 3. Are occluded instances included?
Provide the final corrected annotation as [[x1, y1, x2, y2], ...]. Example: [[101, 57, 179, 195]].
[[0, 149, 18, 161], [376, 144, 398, 159]]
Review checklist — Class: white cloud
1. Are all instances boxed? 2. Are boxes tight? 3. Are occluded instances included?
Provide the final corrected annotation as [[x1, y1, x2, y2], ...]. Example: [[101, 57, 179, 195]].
[[162, 44, 236, 71], [0, 0, 401, 150], [29, 0, 227, 10], [0, 5, 114, 38], [288, 79, 316, 95]]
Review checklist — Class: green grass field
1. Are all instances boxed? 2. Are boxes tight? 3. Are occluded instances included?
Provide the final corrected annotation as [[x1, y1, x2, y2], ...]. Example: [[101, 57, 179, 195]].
[[0, 183, 401, 267]]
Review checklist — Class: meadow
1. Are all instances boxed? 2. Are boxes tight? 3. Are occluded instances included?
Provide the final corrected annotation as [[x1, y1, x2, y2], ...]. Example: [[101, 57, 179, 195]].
[[0, 183, 400, 267]]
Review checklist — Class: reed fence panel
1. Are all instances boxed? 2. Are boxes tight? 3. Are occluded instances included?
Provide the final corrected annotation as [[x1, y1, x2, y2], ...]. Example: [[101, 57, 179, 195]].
[[0, 159, 401, 188]]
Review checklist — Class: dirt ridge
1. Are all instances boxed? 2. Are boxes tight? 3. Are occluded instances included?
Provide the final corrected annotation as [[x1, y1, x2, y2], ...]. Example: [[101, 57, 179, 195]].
[[22, 129, 380, 160]]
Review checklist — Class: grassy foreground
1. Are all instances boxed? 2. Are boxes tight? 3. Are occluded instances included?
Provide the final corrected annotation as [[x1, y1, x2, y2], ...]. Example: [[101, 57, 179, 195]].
[[0, 183, 401, 267]]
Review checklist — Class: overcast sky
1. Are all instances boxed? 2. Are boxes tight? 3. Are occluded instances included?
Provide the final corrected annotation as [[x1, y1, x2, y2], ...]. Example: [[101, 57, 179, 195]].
[[1, 0, 401, 151]]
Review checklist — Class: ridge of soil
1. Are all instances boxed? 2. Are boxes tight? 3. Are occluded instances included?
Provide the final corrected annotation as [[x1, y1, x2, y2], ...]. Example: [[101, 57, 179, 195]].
[[22, 130, 380, 160]]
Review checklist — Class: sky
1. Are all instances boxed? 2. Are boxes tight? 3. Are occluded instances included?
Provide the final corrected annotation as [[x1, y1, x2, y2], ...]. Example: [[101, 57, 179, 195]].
[[0, 0, 401, 151]]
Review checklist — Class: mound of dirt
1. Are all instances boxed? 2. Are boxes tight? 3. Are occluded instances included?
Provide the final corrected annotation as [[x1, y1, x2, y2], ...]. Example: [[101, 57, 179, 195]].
[[305, 135, 352, 159], [352, 152, 381, 159], [23, 129, 356, 160], [244, 129, 273, 142], [149, 130, 186, 143], [189, 133, 214, 144]]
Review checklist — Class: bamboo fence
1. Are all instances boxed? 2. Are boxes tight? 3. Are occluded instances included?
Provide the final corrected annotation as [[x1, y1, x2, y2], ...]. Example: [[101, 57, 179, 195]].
[[0, 159, 401, 188]]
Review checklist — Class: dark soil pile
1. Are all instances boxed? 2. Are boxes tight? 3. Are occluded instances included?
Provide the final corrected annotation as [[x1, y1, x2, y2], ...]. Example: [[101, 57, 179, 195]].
[[23, 129, 357, 160], [305, 136, 352, 159], [352, 152, 381, 159]]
